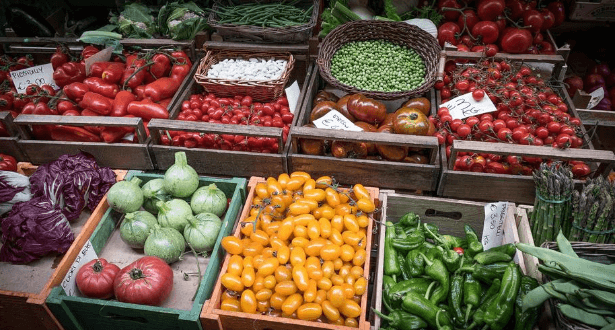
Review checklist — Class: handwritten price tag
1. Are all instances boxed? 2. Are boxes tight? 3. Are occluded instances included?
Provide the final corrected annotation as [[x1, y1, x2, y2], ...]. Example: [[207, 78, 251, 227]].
[[60, 240, 98, 297], [84, 46, 113, 76], [441, 92, 497, 120], [313, 110, 363, 131], [10, 64, 59, 93], [285, 81, 300, 114], [481, 202, 508, 250]]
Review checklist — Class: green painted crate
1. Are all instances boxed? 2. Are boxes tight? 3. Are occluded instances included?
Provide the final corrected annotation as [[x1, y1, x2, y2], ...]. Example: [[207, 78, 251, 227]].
[[45, 170, 247, 330]]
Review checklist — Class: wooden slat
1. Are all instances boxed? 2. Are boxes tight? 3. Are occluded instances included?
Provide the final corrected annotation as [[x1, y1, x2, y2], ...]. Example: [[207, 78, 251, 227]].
[[577, 109, 615, 127], [291, 126, 439, 148]]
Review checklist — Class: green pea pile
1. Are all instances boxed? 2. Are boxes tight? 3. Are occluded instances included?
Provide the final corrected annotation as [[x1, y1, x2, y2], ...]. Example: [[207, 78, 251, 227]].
[[330, 40, 425, 92]]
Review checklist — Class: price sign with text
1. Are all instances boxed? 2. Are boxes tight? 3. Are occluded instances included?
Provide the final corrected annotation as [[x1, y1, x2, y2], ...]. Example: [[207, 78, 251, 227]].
[[60, 240, 98, 297], [10, 64, 59, 93], [313, 110, 363, 131], [481, 202, 509, 250], [441, 92, 497, 120]]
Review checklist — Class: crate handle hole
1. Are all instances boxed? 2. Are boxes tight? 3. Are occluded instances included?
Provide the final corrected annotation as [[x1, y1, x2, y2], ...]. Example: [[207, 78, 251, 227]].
[[100, 311, 149, 324], [424, 209, 462, 220]]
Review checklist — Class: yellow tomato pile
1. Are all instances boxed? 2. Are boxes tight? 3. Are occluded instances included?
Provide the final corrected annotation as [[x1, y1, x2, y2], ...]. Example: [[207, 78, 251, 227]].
[[219, 172, 375, 327]]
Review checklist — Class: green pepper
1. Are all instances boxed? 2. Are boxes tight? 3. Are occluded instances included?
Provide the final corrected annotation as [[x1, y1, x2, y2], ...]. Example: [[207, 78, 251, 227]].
[[442, 249, 463, 272], [382, 275, 397, 312], [459, 264, 503, 284], [514, 276, 540, 330], [473, 250, 513, 265], [406, 249, 425, 277], [486, 243, 517, 257], [480, 278, 502, 305], [426, 245, 444, 261], [384, 222, 401, 276], [392, 238, 423, 253], [401, 290, 453, 329], [395, 224, 408, 239], [484, 262, 512, 275], [372, 309, 428, 330], [388, 278, 433, 309], [398, 252, 411, 281], [423, 223, 440, 240], [399, 212, 420, 228], [481, 262, 522, 330], [470, 279, 502, 329], [464, 225, 484, 258], [420, 253, 450, 305], [436, 309, 453, 330], [463, 273, 481, 324], [440, 235, 468, 249], [448, 272, 465, 326]]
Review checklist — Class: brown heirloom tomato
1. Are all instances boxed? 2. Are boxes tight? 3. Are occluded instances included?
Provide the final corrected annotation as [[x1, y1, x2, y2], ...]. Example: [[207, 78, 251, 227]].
[[310, 101, 339, 122], [314, 90, 339, 104], [401, 97, 431, 116], [331, 140, 368, 159], [375, 125, 409, 161], [299, 124, 326, 156], [334, 95, 356, 122], [346, 94, 387, 125], [393, 108, 430, 136], [403, 153, 430, 164], [353, 121, 378, 154]]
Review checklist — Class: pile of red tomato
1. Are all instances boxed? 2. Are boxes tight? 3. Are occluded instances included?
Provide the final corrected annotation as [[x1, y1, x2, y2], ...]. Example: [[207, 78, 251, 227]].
[[161, 93, 293, 153], [431, 58, 592, 178], [436, 0, 566, 55]]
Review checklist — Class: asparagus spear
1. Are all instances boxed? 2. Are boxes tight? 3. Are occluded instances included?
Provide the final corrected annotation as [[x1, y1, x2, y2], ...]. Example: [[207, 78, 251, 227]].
[[589, 192, 612, 243]]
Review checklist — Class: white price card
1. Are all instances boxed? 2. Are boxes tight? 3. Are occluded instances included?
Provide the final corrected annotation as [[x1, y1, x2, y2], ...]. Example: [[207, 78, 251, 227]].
[[588, 87, 605, 109], [481, 202, 509, 250], [285, 81, 301, 114], [84, 46, 114, 76], [10, 64, 59, 93], [313, 110, 364, 131], [60, 239, 98, 297], [441, 92, 497, 120]]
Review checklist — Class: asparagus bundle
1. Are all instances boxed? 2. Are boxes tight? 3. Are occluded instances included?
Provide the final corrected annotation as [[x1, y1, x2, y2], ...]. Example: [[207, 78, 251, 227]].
[[530, 162, 574, 246], [569, 176, 614, 243]]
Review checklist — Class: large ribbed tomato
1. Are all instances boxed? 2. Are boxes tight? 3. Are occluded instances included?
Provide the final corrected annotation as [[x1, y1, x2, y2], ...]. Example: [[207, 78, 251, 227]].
[[113, 256, 173, 306], [76, 258, 120, 299], [393, 108, 431, 136]]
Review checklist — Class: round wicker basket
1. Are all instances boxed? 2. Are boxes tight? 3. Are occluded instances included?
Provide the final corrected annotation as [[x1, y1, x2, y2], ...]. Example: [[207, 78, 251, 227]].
[[317, 20, 442, 100]]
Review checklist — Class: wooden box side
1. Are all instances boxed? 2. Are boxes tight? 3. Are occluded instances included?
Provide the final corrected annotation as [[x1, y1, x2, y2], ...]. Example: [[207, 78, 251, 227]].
[[0, 111, 28, 161]]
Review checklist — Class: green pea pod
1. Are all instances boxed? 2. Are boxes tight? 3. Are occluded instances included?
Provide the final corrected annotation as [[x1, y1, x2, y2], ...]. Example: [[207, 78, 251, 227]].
[[473, 251, 513, 265], [515, 276, 540, 330]]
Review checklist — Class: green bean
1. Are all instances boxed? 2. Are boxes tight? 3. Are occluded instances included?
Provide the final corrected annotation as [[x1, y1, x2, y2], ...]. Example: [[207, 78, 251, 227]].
[[558, 304, 610, 327], [581, 289, 615, 306]]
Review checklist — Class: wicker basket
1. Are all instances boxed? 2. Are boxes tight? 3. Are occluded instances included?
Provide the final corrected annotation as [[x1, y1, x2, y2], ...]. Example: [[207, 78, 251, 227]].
[[541, 242, 615, 330], [207, 0, 319, 43], [317, 20, 441, 100], [194, 49, 295, 102]]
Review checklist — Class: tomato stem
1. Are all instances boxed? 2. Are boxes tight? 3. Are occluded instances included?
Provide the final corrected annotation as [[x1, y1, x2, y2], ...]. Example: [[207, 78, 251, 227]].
[[92, 260, 103, 273], [129, 268, 145, 280]]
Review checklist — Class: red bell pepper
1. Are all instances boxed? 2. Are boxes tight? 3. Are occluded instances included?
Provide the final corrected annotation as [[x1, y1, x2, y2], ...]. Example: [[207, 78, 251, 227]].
[[79, 92, 113, 115], [150, 53, 172, 78], [126, 99, 169, 121], [101, 63, 126, 84], [171, 50, 192, 67], [89, 62, 114, 78], [63, 82, 90, 102], [53, 62, 86, 87], [0, 153, 17, 171], [83, 77, 119, 99], [111, 90, 136, 117], [51, 125, 101, 142], [143, 77, 180, 102]]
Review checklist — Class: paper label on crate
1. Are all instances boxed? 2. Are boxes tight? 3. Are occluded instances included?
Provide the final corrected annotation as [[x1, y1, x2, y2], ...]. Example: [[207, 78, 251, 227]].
[[588, 87, 605, 109], [441, 92, 497, 120], [313, 110, 364, 131], [61, 240, 98, 297], [10, 64, 60, 93], [481, 202, 509, 250], [285, 81, 301, 114], [84, 46, 113, 76]]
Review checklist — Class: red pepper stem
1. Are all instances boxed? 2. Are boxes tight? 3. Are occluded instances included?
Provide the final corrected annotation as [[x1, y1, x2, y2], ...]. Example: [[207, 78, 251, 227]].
[[122, 61, 155, 90]]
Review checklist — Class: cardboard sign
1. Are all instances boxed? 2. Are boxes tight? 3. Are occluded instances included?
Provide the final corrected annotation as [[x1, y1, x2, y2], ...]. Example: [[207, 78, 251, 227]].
[[285, 81, 301, 114], [60, 240, 98, 297], [441, 92, 497, 120], [313, 110, 363, 131], [10, 64, 59, 93], [481, 202, 509, 250], [84, 47, 113, 76]]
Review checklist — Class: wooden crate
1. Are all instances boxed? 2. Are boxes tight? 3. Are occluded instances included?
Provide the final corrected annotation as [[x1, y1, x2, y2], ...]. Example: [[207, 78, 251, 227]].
[[0, 111, 28, 161], [0, 167, 127, 330], [372, 191, 530, 330], [435, 51, 615, 204], [148, 42, 313, 178], [13, 115, 155, 170], [287, 67, 441, 193], [45, 171, 247, 330], [205, 176, 377, 330]]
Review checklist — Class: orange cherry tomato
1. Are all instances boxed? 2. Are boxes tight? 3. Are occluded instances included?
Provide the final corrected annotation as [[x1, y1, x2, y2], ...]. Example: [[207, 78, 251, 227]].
[[352, 249, 367, 266], [342, 283, 355, 299], [264, 275, 277, 290], [307, 220, 321, 240], [303, 279, 318, 303], [275, 280, 298, 296], [291, 237, 310, 248], [350, 266, 364, 279], [241, 265, 255, 288], [305, 238, 327, 257], [292, 265, 310, 291], [320, 244, 341, 261], [304, 188, 326, 202], [305, 256, 320, 272], [315, 176, 333, 189], [281, 293, 303, 315], [221, 298, 241, 312], [265, 221, 281, 237], [339, 264, 352, 279], [221, 273, 244, 292], [356, 198, 376, 213], [319, 218, 332, 238], [342, 231, 363, 247], [241, 218, 256, 236], [345, 317, 359, 328], [340, 299, 361, 318], [278, 218, 294, 241], [222, 289, 239, 301], [286, 176, 306, 191], [344, 274, 355, 286], [333, 258, 344, 270], [275, 265, 292, 282], [262, 247, 276, 258], [340, 244, 355, 262], [277, 173, 290, 189], [354, 277, 367, 295], [270, 292, 287, 310], [253, 255, 265, 269], [253, 275, 265, 292], [331, 317, 345, 325], [255, 182, 269, 199], [255, 288, 273, 301], [338, 189, 350, 203], [330, 215, 344, 232], [290, 171, 311, 181], [227, 255, 244, 277], [277, 245, 290, 264], [293, 224, 308, 238], [266, 177, 283, 196], [270, 194, 287, 211], [289, 202, 311, 215], [302, 178, 316, 193], [257, 257, 279, 277], [240, 290, 257, 314], [327, 286, 346, 308], [257, 299, 270, 313], [357, 214, 369, 228], [322, 261, 335, 278], [293, 214, 315, 226], [298, 198, 319, 211], [297, 303, 322, 321], [331, 274, 344, 286], [243, 241, 264, 257], [221, 236, 243, 255], [317, 277, 333, 291], [270, 237, 285, 250], [352, 184, 371, 200], [343, 214, 360, 233], [329, 229, 344, 246], [325, 188, 341, 207], [322, 300, 341, 321], [335, 203, 358, 216], [290, 246, 306, 266], [314, 289, 327, 305], [243, 256, 254, 268]]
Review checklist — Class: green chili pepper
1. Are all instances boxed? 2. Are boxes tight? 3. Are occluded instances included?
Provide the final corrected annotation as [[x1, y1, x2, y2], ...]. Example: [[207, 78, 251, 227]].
[[392, 237, 424, 253], [384, 222, 401, 276], [486, 243, 517, 257], [459, 264, 503, 284], [483, 262, 512, 275], [399, 212, 420, 228], [473, 250, 513, 265], [420, 252, 450, 305], [436, 309, 453, 330], [481, 262, 522, 330], [423, 223, 440, 240], [382, 275, 397, 312], [372, 309, 428, 330], [395, 224, 408, 239], [480, 278, 502, 305], [469, 279, 502, 329], [448, 272, 465, 326], [514, 276, 540, 330], [463, 273, 481, 324], [388, 277, 433, 309], [426, 245, 444, 261], [441, 235, 468, 249], [398, 252, 411, 281], [406, 249, 425, 277], [464, 225, 484, 258], [401, 290, 453, 329], [442, 249, 463, 272]]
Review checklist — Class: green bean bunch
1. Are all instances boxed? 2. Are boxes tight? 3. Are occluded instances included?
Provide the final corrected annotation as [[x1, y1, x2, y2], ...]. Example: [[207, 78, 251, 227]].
[[330, 40, 426, 92], [214, 1, 313, 27]]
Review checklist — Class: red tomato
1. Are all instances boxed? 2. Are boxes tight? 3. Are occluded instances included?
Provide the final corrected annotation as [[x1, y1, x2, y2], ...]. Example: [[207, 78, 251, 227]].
[[453, 247, 464, 255], [438, 22, 461, 47], [472, 89, 485, 101], [472, 21, 500, 44], [547, 1, 566, 27], [522, 10, 544, 33], [499, 28, 533, 54], [458, 9, 480, 30], [114, 256, 173, 306], [540, 8, 556, 31], [76, 258, 120, 299], [477, 0, 505, 20]]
